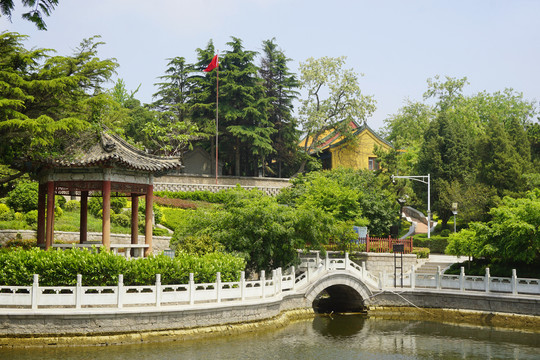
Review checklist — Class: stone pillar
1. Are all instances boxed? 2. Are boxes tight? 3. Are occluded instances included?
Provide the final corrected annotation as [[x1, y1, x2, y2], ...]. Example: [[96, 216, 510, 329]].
[[131, 195, 139, 245], [102, 180, 111, 251], [80, 191, 88, 244], [45, 181, 55, 250], [144, 185, 153, 257], [36, 182, 46, 247]]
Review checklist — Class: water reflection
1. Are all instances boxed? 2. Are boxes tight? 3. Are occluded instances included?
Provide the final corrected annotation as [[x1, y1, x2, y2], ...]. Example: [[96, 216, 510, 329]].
[[312, 314, 365, 338], [1, 315, 539, 359]]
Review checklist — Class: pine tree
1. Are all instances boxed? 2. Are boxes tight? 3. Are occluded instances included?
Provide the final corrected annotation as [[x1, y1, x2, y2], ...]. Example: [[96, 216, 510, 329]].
[[259, 38, 300, 177]]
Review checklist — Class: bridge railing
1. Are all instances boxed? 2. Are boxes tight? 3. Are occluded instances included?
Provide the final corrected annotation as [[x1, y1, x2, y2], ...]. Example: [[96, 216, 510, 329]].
[[381, 266, 540, 295], [0, 267, 301, 310]]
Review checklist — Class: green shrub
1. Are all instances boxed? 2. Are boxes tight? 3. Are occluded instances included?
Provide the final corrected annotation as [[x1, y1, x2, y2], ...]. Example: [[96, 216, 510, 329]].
[[7, 181, 38, 213], [3, 237, 36, 250], [111, 213, 130, 227], [65, 200, 80, 212], [0, 203, 13, 221], [412, 247, 430, 259], [24, 210, 38, 226], [440, 229, 451, 237], [153, 227, 169, 236], [138, 201, 163, 224], [413, 234, 448, 254], [0, 248, 245, 286], [56, 195, 66, 209], [55, 206, 63, 219], [88, 196, 128, 217], [173, 234, 225, 256]]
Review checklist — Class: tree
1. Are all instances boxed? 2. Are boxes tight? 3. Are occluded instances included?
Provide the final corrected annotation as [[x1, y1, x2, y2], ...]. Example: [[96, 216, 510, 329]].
[[278, 168, 396, 236], [0, 0, 58, 30], [297, 56, 376, 173], [259, 38, 300, 177], [219, 37, 273, 176], [0, 32, 118, 185], [447, 190, 540, 265]]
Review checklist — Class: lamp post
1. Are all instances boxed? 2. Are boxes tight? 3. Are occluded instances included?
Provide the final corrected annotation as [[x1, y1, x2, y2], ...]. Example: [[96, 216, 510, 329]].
[[392, 174, 431, 238], [396, 196, 407, 238], [452, 202, 458, 233]]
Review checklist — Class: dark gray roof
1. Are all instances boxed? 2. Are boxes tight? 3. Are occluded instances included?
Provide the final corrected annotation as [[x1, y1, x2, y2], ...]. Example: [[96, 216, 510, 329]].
[[50, 132, 183, 173]]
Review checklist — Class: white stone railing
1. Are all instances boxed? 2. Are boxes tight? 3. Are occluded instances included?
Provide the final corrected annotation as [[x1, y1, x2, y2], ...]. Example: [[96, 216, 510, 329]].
[[381, 265, 540, 295], [2, 255, 538, 310], [0, 268, 298, 310]]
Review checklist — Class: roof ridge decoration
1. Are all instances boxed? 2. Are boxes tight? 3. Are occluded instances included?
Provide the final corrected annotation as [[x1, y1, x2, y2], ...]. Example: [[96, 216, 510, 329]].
[[47, 130, 183, 174]]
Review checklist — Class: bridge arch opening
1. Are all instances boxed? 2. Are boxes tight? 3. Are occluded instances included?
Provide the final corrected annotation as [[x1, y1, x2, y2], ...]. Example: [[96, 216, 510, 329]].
[[312, 284, 366, 314]]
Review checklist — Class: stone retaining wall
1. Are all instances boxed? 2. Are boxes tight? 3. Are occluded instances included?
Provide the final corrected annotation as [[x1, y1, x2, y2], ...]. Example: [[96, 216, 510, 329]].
[[0, 230, 171, 254], [365, 289, 540, 316], [352, 252, 419, 275]]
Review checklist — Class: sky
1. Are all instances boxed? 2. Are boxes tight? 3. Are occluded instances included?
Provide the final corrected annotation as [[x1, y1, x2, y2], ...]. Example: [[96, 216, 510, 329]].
[[2, 0, 540, 131]]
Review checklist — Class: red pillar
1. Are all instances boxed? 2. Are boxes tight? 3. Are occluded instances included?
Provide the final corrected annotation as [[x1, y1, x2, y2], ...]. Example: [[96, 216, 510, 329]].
[[102, 181, 111, 251], [131, 194, 139, 258], [45, 181, 55, 250], [144, 185, 153, 257], [80, 191, 88, 244], [37, 183, 46, 247], [131, 195, 139, 245]]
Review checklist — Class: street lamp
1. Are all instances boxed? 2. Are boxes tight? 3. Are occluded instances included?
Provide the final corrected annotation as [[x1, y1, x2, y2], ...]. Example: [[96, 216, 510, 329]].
[[452, 202, 458, 233], [396, 196, 408, 238], [392, 174, 432, 239]]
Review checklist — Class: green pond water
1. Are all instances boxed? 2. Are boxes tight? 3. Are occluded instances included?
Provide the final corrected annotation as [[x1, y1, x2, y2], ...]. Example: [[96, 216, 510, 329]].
[[2, 315, 539, 359]]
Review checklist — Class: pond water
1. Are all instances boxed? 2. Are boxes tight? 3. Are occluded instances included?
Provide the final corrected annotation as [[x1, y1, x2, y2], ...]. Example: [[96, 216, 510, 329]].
[[2, 315, 539, 359]]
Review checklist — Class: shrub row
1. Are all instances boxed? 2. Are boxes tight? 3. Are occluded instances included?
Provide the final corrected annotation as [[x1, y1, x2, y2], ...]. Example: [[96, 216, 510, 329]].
[[155, 188, 242, 204], [413, 234, 449, 254], [0, 248, 245, 286]]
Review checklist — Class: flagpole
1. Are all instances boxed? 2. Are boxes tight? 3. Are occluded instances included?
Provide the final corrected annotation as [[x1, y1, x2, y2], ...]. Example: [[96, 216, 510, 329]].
[[215, 52, 219, 185]]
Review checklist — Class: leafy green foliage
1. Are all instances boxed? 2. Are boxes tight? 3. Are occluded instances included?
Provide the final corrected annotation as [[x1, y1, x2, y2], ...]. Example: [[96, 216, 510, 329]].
[[278, 168, 395, 236], [6, 181, 38, 213], [0, 0, 59, 30], [0, 248, 245, 286], [0, 32, 118, 182], [171, 187, 332, 272], [446, 190, 540, 264], [297, 56, 376, 173]]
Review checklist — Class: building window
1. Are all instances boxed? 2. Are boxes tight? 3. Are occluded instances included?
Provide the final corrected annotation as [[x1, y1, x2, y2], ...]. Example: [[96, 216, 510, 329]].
[[368, 157, 379, 170]]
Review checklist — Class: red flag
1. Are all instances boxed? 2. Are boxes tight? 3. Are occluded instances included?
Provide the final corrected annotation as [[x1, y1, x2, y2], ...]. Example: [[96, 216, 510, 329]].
[[204, 54, 219, 72]]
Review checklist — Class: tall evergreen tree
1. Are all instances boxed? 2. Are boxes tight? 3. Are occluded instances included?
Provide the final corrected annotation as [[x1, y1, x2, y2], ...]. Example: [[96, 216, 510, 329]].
[[259, 38, 300, 177], [219, 37, 273, 176]]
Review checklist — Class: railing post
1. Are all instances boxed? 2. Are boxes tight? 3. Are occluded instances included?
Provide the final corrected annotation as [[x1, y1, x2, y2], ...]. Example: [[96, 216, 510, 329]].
[[290, 266, 295, 290], [436, 266, 441, 289], [240, 271, 245, 301], [484, 268, 490, 293], [512, 269, 517, 295], [31, 274, 39, 310], [378, 271, 383, 290], [154, 274, 162, 307], [362, 261, 366, 273], [117, 274, 124, 309], [316, 251, 320, 267], [261, 270, 266, 299], [325, 251, 329, 271], [216, 272, 221, 303], [272, 270, 277, 296], [410, 265, 415, 289], [366, 234, 370, 252], [277, 267, 282, 294], [189, 273, 195, 305], [459, 267, 465, 292], [76, 274, 82, 309], [345, 252, 349, 270]]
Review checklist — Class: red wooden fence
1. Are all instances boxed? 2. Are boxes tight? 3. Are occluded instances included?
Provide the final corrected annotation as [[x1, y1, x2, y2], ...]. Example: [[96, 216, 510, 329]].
[[365, 236, 413, 254]]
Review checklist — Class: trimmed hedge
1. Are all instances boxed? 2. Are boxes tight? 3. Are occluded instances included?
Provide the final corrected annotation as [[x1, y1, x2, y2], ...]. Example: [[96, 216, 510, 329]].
[[0, 248, 245, 286], [413, 234, 449, 254]]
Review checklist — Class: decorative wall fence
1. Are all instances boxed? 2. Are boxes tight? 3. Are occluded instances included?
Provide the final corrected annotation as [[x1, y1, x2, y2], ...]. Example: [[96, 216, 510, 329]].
[[378, 265, 540, 295], [365, 236, 413, 254], [1, 254, 539, 310]]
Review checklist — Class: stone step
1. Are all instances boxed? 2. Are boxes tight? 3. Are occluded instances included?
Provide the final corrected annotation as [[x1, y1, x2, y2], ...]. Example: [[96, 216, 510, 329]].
[[416, 262, 455, 274]]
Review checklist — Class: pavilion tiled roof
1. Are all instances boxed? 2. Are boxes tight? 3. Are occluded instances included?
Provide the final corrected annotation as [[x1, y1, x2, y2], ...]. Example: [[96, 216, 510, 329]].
[[49, 131, 183, 174]]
